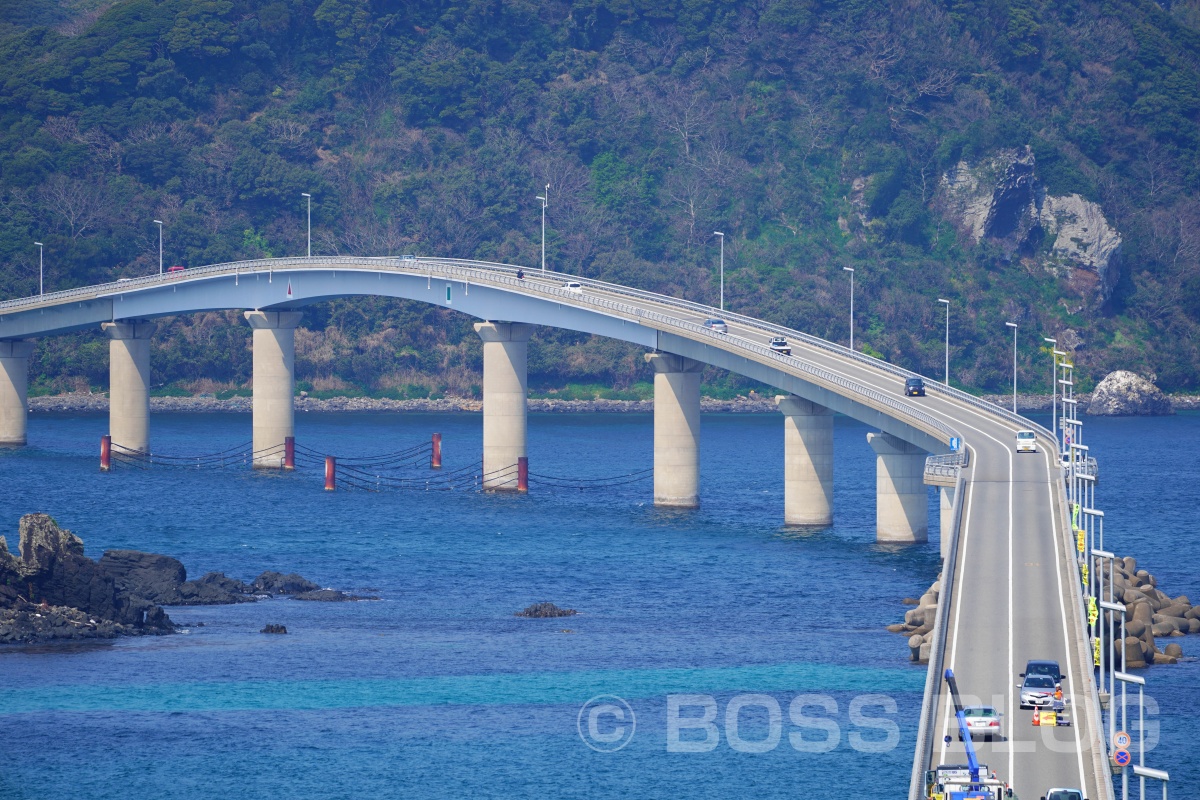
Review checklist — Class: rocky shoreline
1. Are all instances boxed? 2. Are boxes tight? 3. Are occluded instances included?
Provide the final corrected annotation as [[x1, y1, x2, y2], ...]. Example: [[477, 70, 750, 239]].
[[28, 391, 1200, 415], [0, 514, 371, 645]]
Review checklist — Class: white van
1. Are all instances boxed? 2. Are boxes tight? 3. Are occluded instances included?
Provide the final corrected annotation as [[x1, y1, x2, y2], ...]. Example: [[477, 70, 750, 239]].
[[1016, 430, 1037, 453]]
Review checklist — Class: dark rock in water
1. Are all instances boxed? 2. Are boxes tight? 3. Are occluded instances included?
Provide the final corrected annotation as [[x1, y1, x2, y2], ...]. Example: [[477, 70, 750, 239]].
[[99, 550, 187, 604], [252, 571, 320, 595], [516, 602, 578, 618], [1087, 371, 1173, 416], [175, 572, 257, 605], [0, 514, 173, 641], [292, 588, 377, 601], [260, 624, 288, 634]]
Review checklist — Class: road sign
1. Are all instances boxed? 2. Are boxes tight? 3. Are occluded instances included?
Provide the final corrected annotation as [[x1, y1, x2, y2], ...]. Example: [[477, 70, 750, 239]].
[[950, 437, 961, 451], [1114, 748, 1131, 767], [1114, 731, 1131, 749]]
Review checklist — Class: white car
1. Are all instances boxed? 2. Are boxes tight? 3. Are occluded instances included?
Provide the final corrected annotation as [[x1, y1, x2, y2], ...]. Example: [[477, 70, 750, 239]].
[[562, 281, 583, 294], [1041, 790, 1085, 800], [1016, 430, 1037, 453], [961, 706, 1003, 741]]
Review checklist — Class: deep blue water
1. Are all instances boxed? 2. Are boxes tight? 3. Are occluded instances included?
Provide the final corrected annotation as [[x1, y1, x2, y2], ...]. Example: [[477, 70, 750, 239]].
[[0, 410, 1194, 798]]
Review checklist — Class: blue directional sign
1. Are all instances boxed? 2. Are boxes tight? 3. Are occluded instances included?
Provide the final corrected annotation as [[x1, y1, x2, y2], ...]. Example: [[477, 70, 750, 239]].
[[1114, 748, 1131, 767], [950, 437, 961, 452]]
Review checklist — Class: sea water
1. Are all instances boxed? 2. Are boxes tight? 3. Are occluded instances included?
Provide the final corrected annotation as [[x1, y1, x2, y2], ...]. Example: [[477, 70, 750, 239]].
[[0, 411, 1193, 798]]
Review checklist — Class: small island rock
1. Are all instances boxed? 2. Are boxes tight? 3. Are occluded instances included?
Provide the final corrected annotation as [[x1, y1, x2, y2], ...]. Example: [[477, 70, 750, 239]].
[[1087, 371, 1172, 416]]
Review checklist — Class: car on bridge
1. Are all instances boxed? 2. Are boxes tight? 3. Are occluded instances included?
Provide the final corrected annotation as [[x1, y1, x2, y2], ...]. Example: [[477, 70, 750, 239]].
[[703, 318, 728, 333], [1021, 659, 1065, 682], [961, 705, 1003, 741], [1016, 430, 1037, 453], [1018, 673, 1058, 709], [905, 376, 925, 396], [769, 336, 791, 355], [562, 280, 582, 294], [1039, 789, 1085, 800], [167, 265, 186, 273]]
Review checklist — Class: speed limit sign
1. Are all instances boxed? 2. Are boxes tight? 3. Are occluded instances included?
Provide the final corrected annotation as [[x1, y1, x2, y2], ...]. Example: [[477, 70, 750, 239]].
[[1114, 730, 1131, 749]]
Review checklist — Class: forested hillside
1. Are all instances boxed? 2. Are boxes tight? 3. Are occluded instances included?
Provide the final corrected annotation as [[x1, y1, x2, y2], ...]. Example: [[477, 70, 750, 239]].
[[2, 0, 1199, 397]]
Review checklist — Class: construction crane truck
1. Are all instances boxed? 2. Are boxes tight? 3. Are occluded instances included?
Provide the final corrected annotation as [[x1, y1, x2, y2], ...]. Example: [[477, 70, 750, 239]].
[[923, 669, 1014, 800]]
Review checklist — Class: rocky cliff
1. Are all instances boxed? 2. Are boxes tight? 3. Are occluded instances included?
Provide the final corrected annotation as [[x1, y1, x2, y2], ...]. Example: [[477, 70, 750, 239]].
[[940, 147, 1121, 309]]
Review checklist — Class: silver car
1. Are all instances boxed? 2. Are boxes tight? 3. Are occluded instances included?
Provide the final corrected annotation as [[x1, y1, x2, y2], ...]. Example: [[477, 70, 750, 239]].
[[1018, 674, 1057, 709], [703, 318, 728, 333], [961, 706, 1003, 741]]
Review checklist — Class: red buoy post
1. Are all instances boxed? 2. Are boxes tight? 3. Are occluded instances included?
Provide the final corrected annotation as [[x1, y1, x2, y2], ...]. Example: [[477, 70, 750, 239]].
[[431, 432, 442, 469], [284, 436, 295, 470], [517, 456, 528, 493], [324, 456, 336, 491], [100, 435, 111, 472]]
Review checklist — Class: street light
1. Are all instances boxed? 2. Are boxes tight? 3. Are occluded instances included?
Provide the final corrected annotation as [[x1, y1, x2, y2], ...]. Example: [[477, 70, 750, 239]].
[[536, 184, 549, 274], [301, 193, 312, 257], [153, 219, 163, 275], [1116, 670, 1147, 800], [1045, 337, 1060, 458], [714, 231, 725, 311], [844, 267, 855, 351], [34, 241, 43, 295], [1005, 321, 1018, 413], [938, 298, 950, 384]]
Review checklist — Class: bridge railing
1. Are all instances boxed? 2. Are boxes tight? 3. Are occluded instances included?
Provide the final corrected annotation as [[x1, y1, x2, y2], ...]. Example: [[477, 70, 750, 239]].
[[907, 463, 968, 800], [3, 253, 1023, 447]]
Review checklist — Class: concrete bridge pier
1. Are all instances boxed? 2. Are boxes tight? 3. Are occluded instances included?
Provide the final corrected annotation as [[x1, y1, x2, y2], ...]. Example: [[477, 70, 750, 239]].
[[245, 311, 303, 468], [102, 321, 157, 453], [776, 395, 834, 526], [475, 321, 533, 490], [645, 353, 703, 508], [0, 340, 35, 446], [866, 432, 929, 543]]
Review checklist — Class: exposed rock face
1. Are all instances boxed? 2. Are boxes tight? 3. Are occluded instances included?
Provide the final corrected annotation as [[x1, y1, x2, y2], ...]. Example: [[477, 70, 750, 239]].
[[0, 514, 173, 641], [1087, 371, 1173, 416], [1040, 194, 1122, 306], [940, 147, 1121, 307]]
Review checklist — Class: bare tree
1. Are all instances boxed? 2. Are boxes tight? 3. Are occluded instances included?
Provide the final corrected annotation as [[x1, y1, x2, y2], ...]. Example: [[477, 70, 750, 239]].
[[36, 175, 110, 239]]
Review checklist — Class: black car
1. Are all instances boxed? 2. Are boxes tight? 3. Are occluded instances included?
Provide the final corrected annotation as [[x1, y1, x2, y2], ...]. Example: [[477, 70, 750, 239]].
[[905, 377, 925, 397]]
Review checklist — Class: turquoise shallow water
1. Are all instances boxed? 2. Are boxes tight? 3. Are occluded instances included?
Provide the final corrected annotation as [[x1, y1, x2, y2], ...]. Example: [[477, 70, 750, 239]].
[[0, 410, 1194, 798]]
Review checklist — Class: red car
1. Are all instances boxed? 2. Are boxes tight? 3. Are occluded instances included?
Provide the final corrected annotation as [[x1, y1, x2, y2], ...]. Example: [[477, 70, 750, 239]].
[[167, 265, 186, 273]]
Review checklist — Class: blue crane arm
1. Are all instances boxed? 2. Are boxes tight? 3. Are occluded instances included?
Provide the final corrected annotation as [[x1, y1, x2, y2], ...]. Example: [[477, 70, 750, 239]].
[[944, 668, 981, 785]]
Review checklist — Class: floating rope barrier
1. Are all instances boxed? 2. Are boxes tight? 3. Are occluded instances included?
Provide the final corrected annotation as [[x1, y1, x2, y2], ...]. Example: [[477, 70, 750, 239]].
[[528, 466, 654, 490]]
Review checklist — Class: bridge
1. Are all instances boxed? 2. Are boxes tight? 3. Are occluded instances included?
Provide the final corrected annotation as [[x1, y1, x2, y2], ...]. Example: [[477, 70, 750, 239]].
[[0, 257, 1116, 798]]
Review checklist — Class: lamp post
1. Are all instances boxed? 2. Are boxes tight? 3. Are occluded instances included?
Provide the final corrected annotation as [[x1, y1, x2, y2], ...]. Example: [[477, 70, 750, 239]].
[[1005, 321, 1018, 413], [153, 219, 163, 275], [1093, 547, 1117, 709], [938, 298, 950, 384], [536, 184, 549, 274], [34, 241, 43, 295], [714, 231, 725, 311], [1116, 670, 1146, 800], [302, 193, 312, 257], [844, 266, 855, 351], [1045, 337, 1061, 459]]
